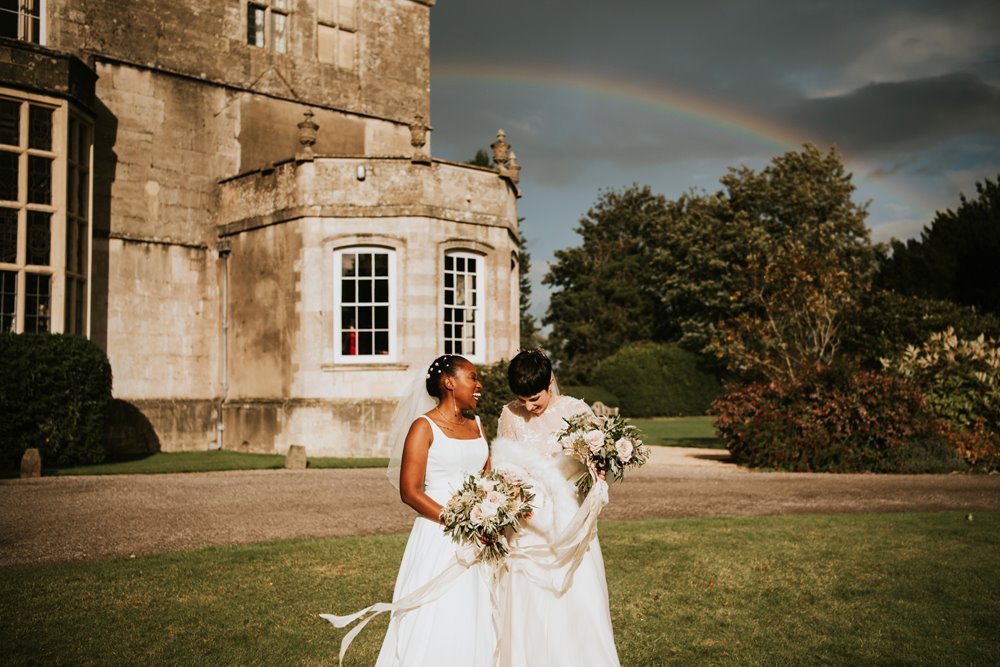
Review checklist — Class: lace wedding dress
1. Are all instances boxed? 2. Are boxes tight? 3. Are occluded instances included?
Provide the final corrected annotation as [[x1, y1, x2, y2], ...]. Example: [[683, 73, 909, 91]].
[[491, 396, 621, 666]]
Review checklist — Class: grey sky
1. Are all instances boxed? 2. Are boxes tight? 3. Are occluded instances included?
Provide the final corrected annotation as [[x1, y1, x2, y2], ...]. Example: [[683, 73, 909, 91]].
[[427, 1, 1000, 322]]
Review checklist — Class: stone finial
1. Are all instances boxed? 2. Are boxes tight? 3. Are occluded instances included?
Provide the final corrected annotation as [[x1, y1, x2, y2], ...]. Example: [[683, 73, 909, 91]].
[[20, 448, 41, 478], [505, 151, 521, 184], [296, 110, 319, 161], [285, 444, 307, 469], [491, 129, 510, 166], [410, 114, 431, 164]]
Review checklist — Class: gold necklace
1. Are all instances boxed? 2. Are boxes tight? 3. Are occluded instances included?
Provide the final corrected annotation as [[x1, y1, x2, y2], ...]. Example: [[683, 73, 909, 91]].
[[434, 406, 467, 427]]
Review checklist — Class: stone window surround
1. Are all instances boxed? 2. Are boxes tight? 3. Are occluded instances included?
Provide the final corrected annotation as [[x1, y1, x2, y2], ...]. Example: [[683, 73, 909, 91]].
[[247, 0, 290, 54], [0, 86, 90, 335], [325, 234, 402, 367]]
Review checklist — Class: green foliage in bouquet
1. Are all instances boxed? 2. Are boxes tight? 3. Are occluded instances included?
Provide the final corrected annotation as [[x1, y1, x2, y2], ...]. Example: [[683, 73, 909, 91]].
[[439, 470, 535, 563], [557, 412, 651, 495]]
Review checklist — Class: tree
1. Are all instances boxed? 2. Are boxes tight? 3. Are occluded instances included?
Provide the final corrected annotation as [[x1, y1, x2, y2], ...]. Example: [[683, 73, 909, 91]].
[[877, 175, 1000, 316], [467, 148, 491, 167], [653, 144, 877, 382], [543, 185, 675, 382]]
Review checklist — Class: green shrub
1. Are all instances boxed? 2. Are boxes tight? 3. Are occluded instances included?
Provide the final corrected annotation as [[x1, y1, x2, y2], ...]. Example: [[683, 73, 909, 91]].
[[712, 367, 960, 473], [559, 384, 620, 408], [472, 359, 515, 441], [881, 326, 1000, 431], [590, 342, 720, 417], [842, 290, 1000, 369], [0, 334, 113, 469]]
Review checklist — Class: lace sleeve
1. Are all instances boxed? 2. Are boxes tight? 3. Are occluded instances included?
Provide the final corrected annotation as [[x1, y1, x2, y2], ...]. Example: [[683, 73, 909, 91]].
[[498, 404, 518, 439]]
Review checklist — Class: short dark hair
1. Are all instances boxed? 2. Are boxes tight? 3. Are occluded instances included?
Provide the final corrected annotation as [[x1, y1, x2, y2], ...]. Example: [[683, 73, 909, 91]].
[[425, 355, 467, 399], [507, 349, 552, 396]]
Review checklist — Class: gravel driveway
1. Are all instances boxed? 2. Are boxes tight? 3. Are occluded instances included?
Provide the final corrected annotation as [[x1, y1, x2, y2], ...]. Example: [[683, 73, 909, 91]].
[[2, 447, 998, 569]]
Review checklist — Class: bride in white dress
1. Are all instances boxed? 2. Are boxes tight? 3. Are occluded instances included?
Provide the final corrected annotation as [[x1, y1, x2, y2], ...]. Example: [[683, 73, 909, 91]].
[[321, 355, 495, 666], [491, 350, 621, 666]]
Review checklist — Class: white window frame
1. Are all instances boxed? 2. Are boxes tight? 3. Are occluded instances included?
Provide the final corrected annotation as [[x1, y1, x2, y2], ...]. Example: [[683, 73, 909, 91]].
[[0, 88, 89, 336], [247, 0, 289, 54], [443, 250, 485, 363], [332, 245, 397, 364], [0, 0, 44, 45]]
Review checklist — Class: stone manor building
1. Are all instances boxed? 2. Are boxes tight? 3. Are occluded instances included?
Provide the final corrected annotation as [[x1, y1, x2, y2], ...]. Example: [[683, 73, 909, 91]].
[[0, 0, 522, 455]]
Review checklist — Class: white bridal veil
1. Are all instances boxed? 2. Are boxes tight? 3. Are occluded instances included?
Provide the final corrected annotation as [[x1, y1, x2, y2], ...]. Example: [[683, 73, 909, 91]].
[[385, 365, 438, 490]]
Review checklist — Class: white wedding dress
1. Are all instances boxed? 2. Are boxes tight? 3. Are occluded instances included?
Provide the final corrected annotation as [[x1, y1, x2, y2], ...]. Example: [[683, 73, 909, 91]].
[[322, 415, 494, 667], [374, 415, 494, 666], [491, 396, 621, 667]]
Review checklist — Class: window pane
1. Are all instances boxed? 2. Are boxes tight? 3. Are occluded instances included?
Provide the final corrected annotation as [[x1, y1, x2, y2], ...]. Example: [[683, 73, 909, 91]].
[[272, 12, 287, 53], [455, 275, 466, 305], [358, 252, 372, 276], [374, 253, 388, 276], [374, 307, 387, 329], [342, 328, 356, 355], [445, 255, 453, 271], [341, 278, 355, 303], [24, 272, 49, 333], [28, 155, 51, 204], [337, 30, 356, 70], [317, 0, 336, 24], [0, 0, 20, 39], [28, 105, 52, 151], [374, 331, 388, 355], [456, 256, 465, 272], [444, 339, 454, 354], [26, 211, 49, 265], [317, 24, 336, 64], [248, 4, 265, 47], [374, 278, 387, 302], [444, 272, 453, 288], [0, 99, 19, 145], [341, 252, 356, 277], [341, 305, 355, 327], [0, 151, 18, 201], [0, 207, 16, 263], [338, 0, 357, 28], [358, 305, 372, 329], [358, 279, 371, 303], [358, 331, 373, 355], [75, 280, 86, 335], [0, 269, 14, 332]]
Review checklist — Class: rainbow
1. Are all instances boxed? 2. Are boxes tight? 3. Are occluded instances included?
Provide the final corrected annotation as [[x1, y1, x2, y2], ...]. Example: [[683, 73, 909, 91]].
[[433, 62, 941, 230]]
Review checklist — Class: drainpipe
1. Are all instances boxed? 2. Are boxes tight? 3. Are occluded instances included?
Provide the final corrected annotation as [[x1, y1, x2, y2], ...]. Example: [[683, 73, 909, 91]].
[[216, 238, 232, 450]]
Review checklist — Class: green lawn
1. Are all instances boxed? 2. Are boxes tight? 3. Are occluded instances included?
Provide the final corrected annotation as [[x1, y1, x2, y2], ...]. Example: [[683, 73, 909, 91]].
[[630, 415, 726, 448], [2, 512, 996, 666], [39, 450, 389, 476]]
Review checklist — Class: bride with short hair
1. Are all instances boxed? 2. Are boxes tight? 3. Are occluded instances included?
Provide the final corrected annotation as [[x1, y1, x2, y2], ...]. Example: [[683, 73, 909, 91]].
[[490, 349, 621, 666]]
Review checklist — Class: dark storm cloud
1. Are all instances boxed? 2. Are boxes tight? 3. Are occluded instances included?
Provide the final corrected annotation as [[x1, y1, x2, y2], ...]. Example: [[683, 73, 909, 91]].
[[787, 73, 1000, 154]]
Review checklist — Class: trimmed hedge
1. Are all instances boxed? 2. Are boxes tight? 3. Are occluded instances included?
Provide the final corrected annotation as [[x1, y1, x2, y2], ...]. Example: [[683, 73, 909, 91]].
[[589, 342, 720, 417], [712, 366, 966, 473], [0, 334, 113, 469]]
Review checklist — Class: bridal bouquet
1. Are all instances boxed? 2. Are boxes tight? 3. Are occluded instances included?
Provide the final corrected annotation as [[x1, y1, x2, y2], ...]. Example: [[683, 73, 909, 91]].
[[440, 470, 535, 563], [558, 413, 651, 495]]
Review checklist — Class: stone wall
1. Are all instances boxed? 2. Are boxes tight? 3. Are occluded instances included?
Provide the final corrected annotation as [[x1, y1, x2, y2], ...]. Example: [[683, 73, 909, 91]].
[[48, 0, 432, 124]]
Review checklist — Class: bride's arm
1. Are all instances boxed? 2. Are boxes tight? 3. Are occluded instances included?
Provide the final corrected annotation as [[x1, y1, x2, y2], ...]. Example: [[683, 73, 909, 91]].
[[398, 418, 445, 523]]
